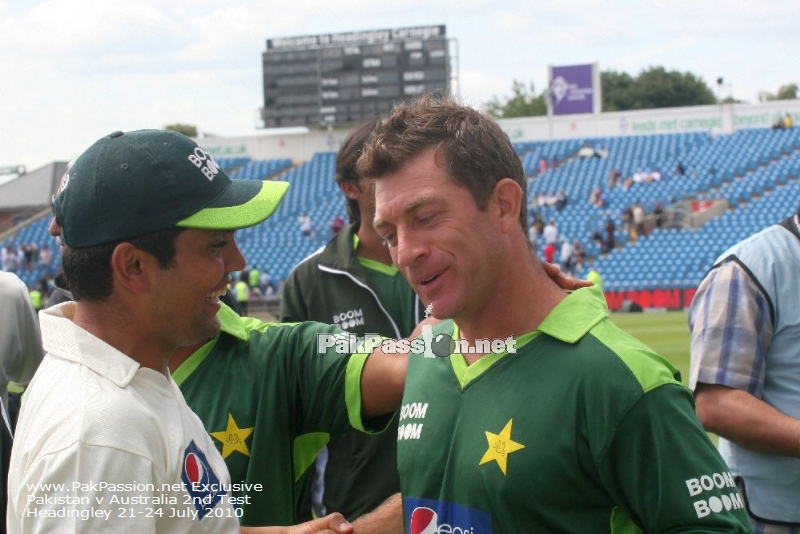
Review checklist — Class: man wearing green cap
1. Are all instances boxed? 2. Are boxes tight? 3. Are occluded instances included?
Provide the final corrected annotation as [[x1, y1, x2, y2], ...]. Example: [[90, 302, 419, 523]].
[[7, 130, 363, 533]]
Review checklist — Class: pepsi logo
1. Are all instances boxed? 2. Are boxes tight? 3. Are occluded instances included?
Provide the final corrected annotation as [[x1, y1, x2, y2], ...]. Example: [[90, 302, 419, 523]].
[[404, 498, 491, 534], [410, 507, 438, 534], [184, 452, 207, 486]]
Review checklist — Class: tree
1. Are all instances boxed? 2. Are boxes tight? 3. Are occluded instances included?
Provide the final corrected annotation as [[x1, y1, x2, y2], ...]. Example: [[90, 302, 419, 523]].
[[164, 123, 198, 137], [600, 71, 637, 112], [484, 80, 546, 119], [603, 67, 716, 111], [760, 83, 798, 102]]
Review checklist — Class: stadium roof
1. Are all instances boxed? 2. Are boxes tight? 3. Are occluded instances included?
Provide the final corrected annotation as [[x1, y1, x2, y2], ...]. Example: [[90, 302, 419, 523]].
[[0, 161, 68, 211]]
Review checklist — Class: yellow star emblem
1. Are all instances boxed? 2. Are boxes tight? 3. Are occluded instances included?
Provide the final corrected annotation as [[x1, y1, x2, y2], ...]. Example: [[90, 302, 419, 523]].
[[479, 419, 525, 475], [210, 414, 254, 459]]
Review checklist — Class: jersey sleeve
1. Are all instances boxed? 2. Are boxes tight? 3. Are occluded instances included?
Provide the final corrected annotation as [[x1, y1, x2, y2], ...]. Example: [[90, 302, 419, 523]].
[[258, 322, 391, 437], [597, 384, 752, 533], [688, 260, 773, 396]]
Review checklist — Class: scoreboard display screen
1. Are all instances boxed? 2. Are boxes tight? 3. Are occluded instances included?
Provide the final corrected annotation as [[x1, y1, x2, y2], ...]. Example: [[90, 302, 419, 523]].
[[262, 25, 451, 128]]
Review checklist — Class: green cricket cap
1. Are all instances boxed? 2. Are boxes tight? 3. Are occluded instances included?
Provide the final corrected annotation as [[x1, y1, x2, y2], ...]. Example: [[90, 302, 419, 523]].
[[53, 129, 289, 248]]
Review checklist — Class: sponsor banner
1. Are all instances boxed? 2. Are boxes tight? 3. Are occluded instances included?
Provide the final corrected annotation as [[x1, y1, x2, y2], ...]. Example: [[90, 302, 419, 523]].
[[604, 288, 697, 311], [268, 25, 446, 50], [550, 64, 595, 115]]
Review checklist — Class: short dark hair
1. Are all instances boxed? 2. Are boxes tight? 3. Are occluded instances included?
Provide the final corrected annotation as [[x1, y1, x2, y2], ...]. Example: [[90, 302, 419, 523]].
[[62, 227, 185, 301], [335, 118, 381, 225], [356, 93, 528, 233]]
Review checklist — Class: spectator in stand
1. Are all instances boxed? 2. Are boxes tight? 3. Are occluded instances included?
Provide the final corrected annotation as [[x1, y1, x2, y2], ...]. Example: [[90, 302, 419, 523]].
[[572, 239, 585, 271], [528, 222, 539, 249], [605, 218, 616, 252], [649, 168, 662, 182], [592, 230, 607, 255], [259, 268, 272, 294], [622, 206, 634, 242], [19, 245, 29, 272], [298, 211, 313, 237], [560, 238, 574, 276], [36, 275, 51, 299], [38, 244, 53, 275], [676, 160, 686, 177], [587, 266, 603, 290], [330, 213, 346, 236], [543, 241, 557, 264], [550, 156, 559, 170], [28, 285, 43, 312], [554, 189, 568, 211], [529, 215, 544, 250], [632, 201, 646, 241], [589, 186, 605, 208], [234, 269, 250, 315], [248, 265, 261, 289], [622, 168, 646, 189], [608, 168, 621, 189], [264, 282, 277, 299], [772, 114, 793, 130], [1, 245, 19, 273], [539, 157, 548, 175], [537, 192, 548, 208], [544, 191, 560, 207], [577, 143, 595, 158], [24, 244, 37, 272], [543, 219, 559, 246], [653, 201, 664, 229]]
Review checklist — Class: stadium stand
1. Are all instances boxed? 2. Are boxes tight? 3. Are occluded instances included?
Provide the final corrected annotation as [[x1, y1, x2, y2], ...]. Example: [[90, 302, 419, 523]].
[[3, 127, 800, 303]]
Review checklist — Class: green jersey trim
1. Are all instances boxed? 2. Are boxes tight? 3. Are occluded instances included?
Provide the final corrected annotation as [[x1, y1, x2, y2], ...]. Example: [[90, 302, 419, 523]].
[[610, 506, 643, 534], [172, 339, 215, 386], [358, 256, 399, 276], [590, 319, 685, 393], [353, 232, 399, 276], [345, 352, 371, 432], [449, 325, 540, 389], [293, 432, 330, 482], [537, 286, 606, 343], [173, 303, 298, 384]]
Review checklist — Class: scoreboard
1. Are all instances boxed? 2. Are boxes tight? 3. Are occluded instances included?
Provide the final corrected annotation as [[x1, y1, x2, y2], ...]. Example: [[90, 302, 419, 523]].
[[261, 25, 451, 128]]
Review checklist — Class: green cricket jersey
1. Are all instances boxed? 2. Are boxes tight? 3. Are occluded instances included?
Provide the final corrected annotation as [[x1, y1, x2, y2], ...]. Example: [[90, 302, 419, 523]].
[[175, 303, 388, 526], [398, 286, 751, 533]]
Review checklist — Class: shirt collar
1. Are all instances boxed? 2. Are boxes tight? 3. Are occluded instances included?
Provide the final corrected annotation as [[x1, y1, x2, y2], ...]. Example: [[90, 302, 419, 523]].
[[40, 302, 142, 388], [536, 285, 608, 343]]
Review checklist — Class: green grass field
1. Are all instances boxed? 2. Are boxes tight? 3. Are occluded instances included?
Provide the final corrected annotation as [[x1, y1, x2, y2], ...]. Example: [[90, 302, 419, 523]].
[[609, 310, 691, 383]]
